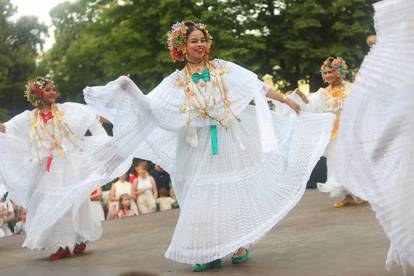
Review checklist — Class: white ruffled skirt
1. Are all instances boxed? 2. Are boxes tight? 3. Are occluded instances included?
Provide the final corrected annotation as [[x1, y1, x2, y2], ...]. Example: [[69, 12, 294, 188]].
[[91, 106, 333, 264], [162, 108, 333, 264], [316, 141, 348, 198], [84, 72, 334, 264], [0, 134, 108, 250], [333, 0, 414, 270]]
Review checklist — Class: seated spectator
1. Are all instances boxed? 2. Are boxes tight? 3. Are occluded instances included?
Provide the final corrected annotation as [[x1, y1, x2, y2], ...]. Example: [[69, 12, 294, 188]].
[[150, 165, 171, 197], [107, 173, 138, 220], [14, 208, 26, 235], [90, 188, 105, 221], [117, 194, 138, 219], [7, 201, 20, 233], [129, 162, 140, 185], [156, 188, 176, 211], [134, 161, 157, 214], [0, 193, 15, 238]]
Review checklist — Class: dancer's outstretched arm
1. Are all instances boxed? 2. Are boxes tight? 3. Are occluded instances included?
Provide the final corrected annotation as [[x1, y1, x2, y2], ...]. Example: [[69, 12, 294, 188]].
[[265, 88, 302, 114], [293, 89, 310, 104]]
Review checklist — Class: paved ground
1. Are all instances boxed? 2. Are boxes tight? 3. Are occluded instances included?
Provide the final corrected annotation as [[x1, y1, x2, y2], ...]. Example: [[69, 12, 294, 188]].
[[0, 190, 411, 276]]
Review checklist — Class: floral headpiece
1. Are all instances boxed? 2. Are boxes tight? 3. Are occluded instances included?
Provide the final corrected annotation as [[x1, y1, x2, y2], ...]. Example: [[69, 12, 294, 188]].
[[166, 21, 213, 62], [24, 77, 53, 106], [320, 57, 349, 80]]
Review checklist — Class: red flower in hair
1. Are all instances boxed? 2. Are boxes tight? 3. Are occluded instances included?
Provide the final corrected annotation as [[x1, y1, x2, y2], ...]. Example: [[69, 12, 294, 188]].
[[171, 48, 184, 62], [30, 83, 44, 97]]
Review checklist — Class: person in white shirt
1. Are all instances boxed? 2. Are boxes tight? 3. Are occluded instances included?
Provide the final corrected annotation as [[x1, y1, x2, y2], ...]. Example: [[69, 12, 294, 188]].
[[134, 161, 157, 214]]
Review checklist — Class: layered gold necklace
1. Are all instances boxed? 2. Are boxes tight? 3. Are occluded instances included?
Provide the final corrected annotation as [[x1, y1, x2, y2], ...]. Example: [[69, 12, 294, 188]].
[[178, 61, 240, 127], [29, 104, 83, 171], [325, 82, 349, 140], [325, 82, 349, 112]]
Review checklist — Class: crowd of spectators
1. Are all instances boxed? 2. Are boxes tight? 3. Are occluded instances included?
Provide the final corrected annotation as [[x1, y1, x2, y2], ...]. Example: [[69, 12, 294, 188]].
[[0, 158, 177, 239]]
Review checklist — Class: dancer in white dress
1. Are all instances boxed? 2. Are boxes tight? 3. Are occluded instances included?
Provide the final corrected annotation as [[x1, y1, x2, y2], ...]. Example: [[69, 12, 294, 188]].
[[0, 77, 110, 260], [84, 21, 334, 271], [333, 0, 414, 272], [293, 57, 364, 208]]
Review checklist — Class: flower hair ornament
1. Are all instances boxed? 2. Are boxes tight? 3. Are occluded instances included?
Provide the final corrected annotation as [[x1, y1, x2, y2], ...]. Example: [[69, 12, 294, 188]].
[[320, 57, 349, 80], [166, 21, 213, 62], [24, 77, 53, 106]]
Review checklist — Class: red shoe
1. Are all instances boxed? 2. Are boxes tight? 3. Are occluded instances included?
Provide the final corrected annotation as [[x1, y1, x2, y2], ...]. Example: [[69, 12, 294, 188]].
[[49, 247, 71, 260], [73, 242, 87, 255]]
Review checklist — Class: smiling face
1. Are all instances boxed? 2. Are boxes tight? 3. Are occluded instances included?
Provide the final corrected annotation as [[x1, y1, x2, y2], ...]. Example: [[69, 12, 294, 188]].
[[185, 29, 209, 63], [322, 67, 341, 85], [40, 82, 57, 106]]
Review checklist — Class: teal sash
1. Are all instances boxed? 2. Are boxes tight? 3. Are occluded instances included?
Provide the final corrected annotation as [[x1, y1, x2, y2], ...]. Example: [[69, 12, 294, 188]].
[[210, 125, 218, 155]]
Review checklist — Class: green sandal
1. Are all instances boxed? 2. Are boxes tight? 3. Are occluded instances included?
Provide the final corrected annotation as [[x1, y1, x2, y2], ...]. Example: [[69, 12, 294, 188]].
[[192, 258, 222, 272], [231, 248, 251, 264]]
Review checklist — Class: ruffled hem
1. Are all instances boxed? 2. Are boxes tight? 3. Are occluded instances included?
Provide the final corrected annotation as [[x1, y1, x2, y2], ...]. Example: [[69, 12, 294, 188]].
[[163, 110, 333, 264], [165, 128, 330, 264], [333, 0, 414, 271]]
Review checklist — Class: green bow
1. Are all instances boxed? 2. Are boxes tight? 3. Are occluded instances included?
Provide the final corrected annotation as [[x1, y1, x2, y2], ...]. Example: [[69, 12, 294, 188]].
[[192, 69, 210, 83]]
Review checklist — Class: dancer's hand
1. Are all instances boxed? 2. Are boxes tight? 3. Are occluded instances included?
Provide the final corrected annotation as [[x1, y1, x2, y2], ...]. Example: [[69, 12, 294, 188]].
[[294, 89, 309, 104], [0, 123, 5, 133], [285, 98, 301, 115], [99, 116, 111, 124]]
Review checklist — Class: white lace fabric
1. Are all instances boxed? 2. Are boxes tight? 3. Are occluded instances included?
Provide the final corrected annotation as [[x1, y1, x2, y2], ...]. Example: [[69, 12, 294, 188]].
[[334, 0, 414, 271], [84, 60, 335, 264], [0, 103, 111, 250]]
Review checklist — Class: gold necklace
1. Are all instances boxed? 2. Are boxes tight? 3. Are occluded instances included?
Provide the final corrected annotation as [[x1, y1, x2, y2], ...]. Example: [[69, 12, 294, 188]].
[[29, 104, 83, 170], [325, 82, 348, 112], [325, 82, 349, 140], [179, 61, 240, 127]]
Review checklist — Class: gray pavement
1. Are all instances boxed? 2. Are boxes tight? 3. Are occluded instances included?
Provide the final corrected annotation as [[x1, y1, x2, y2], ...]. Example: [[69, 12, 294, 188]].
[[0, 190, 411, 276]]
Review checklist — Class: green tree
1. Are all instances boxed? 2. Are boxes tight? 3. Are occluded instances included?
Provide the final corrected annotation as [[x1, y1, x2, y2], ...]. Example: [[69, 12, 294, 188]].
[[46, 0, 264, 99], [0, 0, 47, 119], [45, 0, 375, 101], [253, 0, 376, 90]]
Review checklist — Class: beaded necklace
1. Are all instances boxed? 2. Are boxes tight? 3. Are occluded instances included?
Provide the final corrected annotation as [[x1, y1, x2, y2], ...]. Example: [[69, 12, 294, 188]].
[[325, 82, 349, 112], [325, 82, 349, 140], [179, 61, 240, 127], [176, 61, 240, 155], [29, 104, 83, 171]]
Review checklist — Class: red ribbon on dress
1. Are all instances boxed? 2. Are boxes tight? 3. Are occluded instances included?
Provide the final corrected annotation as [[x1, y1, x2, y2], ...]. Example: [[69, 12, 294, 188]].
[[40, 112, 53, 123], [46, 154, 53, 172]]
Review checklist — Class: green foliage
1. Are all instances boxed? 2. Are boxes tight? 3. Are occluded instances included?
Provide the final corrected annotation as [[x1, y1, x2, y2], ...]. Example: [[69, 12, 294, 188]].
[[1, 0, 376, 116], [46, 0, 265, 98], [257, 0, 376, 90], [0, 0, 47, 117]]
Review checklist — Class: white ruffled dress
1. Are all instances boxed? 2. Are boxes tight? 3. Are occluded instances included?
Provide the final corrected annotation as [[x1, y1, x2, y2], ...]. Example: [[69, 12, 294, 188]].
[[0, 103, 110, 250], [289, 83, 351, 198], [333, 0, 414, 271], [84, 59, 334, 264]]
